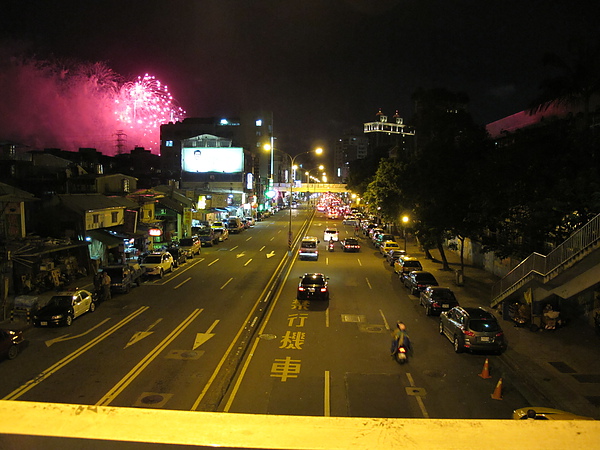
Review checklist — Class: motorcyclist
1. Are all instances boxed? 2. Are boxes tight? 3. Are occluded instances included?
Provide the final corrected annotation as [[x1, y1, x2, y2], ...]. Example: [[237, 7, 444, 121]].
[[328, 240, 335, 251], [390, 321, 411, 356]]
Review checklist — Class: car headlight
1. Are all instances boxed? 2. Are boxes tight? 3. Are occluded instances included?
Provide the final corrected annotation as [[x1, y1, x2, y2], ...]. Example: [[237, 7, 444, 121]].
[[51, 314, 63, 320]]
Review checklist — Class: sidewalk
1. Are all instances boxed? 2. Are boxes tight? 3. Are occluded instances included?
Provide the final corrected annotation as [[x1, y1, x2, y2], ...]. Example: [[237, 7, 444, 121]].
[[401, 236, 600, 419]]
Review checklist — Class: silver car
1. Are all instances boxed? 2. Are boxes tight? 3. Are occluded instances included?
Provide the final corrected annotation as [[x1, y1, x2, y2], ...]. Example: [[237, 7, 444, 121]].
[[439, 306, 506, 354]]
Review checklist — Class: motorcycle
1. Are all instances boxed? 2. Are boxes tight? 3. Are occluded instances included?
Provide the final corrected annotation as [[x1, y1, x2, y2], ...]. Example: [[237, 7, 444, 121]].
[[328, 241, 335, 252]]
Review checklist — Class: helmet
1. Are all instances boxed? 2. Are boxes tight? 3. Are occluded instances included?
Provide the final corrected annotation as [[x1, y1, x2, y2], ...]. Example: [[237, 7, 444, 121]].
[[397, 321, 407, 331]]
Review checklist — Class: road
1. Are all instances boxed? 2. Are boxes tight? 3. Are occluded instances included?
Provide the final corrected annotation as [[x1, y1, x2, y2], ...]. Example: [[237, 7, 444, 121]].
[[0, 205, 529, 418]]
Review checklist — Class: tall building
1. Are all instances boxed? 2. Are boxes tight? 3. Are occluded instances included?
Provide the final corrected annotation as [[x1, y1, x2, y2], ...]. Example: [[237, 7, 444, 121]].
[[333, 128, 369, 183]]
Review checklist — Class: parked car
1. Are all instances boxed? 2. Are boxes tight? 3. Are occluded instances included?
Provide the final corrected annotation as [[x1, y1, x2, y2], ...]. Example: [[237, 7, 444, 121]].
[[297, 273, 330, 300], [404, 270, 439, 295], [341, 237, 361, 252], [374, 233, 395, 248], [386, 249, 407, 266], [379, 240, 401, 255], [512, 407, 595, 420], [165, 245, 188, 267], [323, 228, 339, 242], [101, 263, 145, 293], [211, 222, 229, 241], [227, 217, 244, 234], [140, 252, 174, 278], [179, 236, 201, 257], [439, 306, 506, 354], [0, 328, 25, 360], [419, 286, 460, 316], [394, 257, 423, 279], [197, 227, 218, 247], [33, 288, 97, 327]]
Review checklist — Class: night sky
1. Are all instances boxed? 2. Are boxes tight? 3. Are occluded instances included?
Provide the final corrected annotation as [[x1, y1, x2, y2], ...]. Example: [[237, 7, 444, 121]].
[[1, 0, 599, 156]]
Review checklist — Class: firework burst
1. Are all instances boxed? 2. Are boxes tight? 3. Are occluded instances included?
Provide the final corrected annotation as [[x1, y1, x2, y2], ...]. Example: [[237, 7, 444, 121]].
[[115, 74, 186, 149]]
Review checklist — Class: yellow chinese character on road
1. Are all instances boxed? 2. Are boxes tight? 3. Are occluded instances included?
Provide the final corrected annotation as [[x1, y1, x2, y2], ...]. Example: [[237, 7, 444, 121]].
[[287, 313, 309, 327], [291, 299, 310, 310], [279, 330, 306, 349], [271, 357, 301, 381]]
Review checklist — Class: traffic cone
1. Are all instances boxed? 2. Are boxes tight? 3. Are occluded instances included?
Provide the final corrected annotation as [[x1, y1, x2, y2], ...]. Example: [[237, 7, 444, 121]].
[[478, 358, 492, 379], [491, 378, 503, 400]]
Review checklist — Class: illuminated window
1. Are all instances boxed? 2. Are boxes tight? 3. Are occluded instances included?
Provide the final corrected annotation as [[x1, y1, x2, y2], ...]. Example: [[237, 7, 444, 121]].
[[165, 140, 173, 147], [256, 119, 262, 126]]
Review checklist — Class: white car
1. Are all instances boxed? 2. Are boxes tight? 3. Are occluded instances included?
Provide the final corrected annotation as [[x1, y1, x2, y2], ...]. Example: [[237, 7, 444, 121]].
[[140, 252, 174, 278], [323, 228, 339, 242]]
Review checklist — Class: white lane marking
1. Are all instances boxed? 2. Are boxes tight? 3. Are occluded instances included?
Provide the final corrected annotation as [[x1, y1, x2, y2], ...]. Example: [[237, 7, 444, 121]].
[[365, 277, 372, 289], [229, 245, 239, 252], [220, 277, 234, 289], [406, 372, 429, 418], [357, 258, 362, 266], [208, 259, 219, 266], [244, 259, 253, 266], [173, 277, 192, 289], [259, 246, 265, 251], [324, 371, 331, 417]]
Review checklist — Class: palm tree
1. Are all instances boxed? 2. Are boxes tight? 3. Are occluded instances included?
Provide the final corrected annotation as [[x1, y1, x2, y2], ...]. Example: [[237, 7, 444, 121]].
[[529, 38, 600, 129]]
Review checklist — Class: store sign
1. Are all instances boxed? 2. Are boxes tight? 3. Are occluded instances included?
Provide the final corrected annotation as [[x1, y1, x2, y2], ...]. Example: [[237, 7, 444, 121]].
[[149, 228, 162, 237]]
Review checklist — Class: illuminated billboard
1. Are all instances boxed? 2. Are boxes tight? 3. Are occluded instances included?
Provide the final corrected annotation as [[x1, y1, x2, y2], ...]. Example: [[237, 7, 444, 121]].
[[182, 147, 244, 173]]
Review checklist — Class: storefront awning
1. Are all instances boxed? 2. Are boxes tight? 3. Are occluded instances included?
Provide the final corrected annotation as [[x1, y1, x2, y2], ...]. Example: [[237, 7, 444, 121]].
[[87, 230, 123, 249]]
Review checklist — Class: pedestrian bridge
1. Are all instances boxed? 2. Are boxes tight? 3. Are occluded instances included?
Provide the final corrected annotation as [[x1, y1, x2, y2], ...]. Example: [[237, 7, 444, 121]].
[[273, 183, 347, 193]]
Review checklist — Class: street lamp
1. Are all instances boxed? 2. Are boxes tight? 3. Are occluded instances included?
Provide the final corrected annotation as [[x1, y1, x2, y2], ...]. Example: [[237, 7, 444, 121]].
[[402, 215, 410, 252], [263, 146, 323, 254]]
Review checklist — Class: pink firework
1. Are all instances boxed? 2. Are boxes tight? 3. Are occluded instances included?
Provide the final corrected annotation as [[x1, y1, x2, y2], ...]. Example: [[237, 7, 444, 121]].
[[115, 74, 186, 149]]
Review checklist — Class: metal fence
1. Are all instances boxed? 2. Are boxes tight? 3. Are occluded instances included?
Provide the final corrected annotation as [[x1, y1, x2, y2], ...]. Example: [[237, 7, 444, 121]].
[[491, 213, 600, 302]]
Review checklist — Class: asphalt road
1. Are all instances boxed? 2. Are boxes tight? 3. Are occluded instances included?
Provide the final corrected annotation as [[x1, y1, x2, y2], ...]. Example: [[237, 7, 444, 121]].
[[0, 205, 530, 418]]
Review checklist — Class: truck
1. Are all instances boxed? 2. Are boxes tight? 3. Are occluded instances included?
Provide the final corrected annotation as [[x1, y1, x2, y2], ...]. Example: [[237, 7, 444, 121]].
[[101, 263, 145, 293]]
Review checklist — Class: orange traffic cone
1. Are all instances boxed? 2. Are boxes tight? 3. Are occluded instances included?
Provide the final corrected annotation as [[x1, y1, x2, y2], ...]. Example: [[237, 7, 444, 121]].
[[478, 358, 492, 379], [491, 378, 503, 400]]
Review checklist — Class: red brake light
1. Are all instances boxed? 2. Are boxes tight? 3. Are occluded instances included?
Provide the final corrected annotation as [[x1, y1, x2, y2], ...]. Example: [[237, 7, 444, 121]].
[[320, 288, 327, 292], [463, 330, 476, 337], [298, 287, 305, 291], [496, 331, 504, 337], [398, 347, 406, 353]]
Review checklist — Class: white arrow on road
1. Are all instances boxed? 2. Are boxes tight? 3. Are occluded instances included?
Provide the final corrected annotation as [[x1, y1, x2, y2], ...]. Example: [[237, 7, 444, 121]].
[[236, 252, 246, 258], [125, 318, 162, 349], [45, 318, 111, 347], [266, 251, 275, 258], [193, 320, 219, 350]]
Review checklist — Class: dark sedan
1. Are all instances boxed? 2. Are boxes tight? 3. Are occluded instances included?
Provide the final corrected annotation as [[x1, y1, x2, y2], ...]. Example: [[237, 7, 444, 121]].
[[297, 273, 330, 300], [0, 328, 24, 360], [341, 238, 361, 252], [404, 271, 439, 295], [33, 289, 96, 327], [419, 286, 459, 315]]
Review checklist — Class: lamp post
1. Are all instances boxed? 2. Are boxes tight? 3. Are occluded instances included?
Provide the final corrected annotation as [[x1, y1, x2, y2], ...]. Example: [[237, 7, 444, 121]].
[[264, 146, 323, 254], [401, 215, 410, 252]]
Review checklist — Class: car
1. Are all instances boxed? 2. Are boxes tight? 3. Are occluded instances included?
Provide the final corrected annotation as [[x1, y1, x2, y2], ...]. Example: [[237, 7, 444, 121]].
[[299, 236, 320, 260], [323, 228, 339, 242], [394, 257, 423, 279], [165, 245, 188, 267], [0, 328, 25, 360], [404, 270, 439, 295], [226, 217, 244, 234], [33, 289, 97, 327], [140, 252, 174, 278], [197, 227, 219, 247], [439, 306, 506, 354], [179, 236, 201, 257], [419, 286, 460, 316], [512, 407, 595, 420], [379, 241, 401, 255], [297, 273, 330, 300], [374, 233, 395, 248], [341, 237, 361, 252], [211, 222, 229, 241], [386, 249, 407, 266]]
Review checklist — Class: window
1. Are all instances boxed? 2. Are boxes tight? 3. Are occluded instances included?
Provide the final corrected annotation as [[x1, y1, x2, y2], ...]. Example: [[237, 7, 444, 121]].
[[165, 140, 173, 147], [122, 179, 130, 193], [111, 212, 118, 223], [93, 214, 99, 224], [255, 119, 262, 126]]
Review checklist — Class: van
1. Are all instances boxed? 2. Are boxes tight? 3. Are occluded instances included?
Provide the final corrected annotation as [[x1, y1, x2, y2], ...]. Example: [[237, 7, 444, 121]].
[[299, 236, 320, 260], [226, 217, 244, 234]]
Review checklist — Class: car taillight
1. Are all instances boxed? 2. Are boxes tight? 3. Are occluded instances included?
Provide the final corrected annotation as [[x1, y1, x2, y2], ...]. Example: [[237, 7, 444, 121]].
[[320, 288, 327, 292], [463, 330, 476, 337], [298, 287, 305, 291], [432, 302, 440, 307], [496, 331, 504, 337]]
